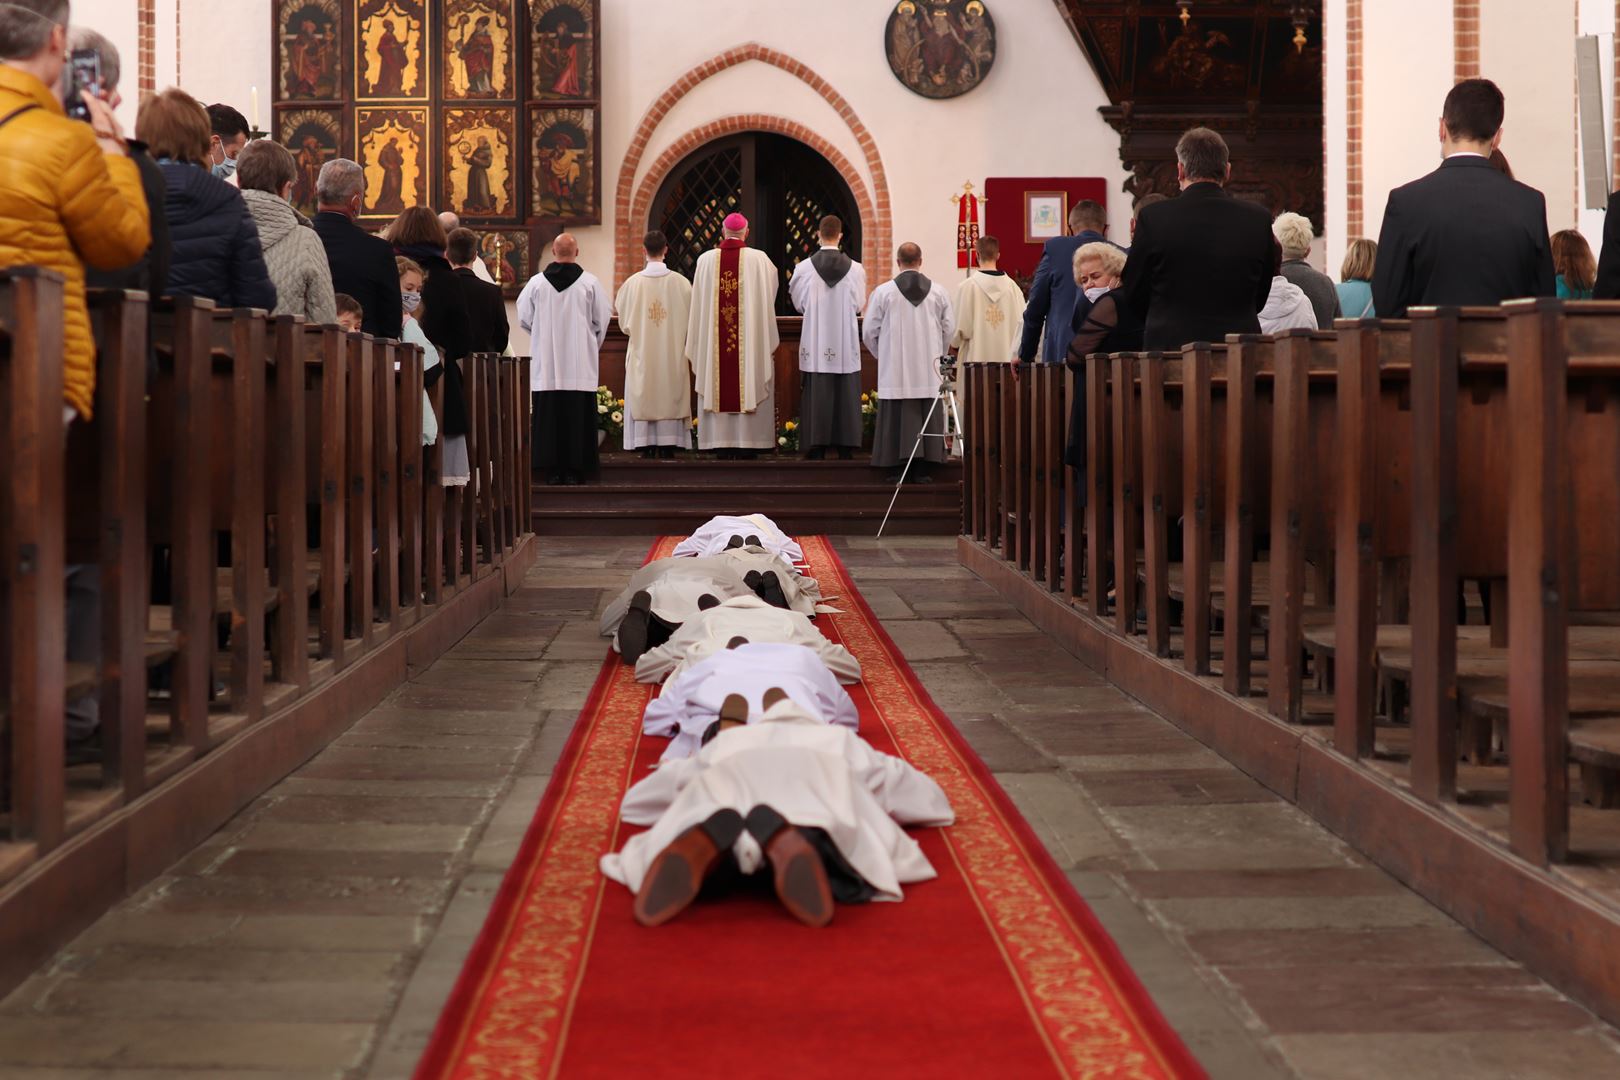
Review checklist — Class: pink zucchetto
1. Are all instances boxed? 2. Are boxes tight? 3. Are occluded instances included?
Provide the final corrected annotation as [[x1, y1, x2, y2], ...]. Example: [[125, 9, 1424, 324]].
[[723, 212, 749, 231]]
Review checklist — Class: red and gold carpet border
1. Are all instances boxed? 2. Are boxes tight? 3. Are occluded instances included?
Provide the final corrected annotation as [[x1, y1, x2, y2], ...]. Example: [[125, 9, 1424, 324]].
[[415, 536, 1202, 1079]]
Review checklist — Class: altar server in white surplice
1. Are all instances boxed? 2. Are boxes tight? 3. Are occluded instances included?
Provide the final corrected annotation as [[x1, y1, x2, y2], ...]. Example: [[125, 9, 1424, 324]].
[[616, 229, 693, 458], [789, 215, 867, 460], [687, 212, 780, 457], [671, 513, 804, 562], [602, 697, 954, 926], [642, 641, 858, 761], [634, 595, 860, 686], [863, 243, 956, 484], [517, 233, 612, 485]]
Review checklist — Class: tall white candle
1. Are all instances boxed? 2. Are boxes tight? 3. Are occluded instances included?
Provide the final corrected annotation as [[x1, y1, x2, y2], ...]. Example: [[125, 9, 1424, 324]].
[[250, 86, 259, 132]]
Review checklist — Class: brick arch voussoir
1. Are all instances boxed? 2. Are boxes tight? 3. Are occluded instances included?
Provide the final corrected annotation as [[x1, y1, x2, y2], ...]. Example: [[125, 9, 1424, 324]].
[[613, 42, 892, 289], [627, 116, 878, 290]]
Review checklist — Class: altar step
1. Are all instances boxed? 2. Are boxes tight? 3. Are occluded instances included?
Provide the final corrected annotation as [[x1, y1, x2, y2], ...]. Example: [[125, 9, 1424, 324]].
[[530, 453, 963, 536]]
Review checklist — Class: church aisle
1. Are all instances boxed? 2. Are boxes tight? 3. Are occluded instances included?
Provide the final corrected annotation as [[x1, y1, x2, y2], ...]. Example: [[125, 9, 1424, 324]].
[[0, 539, 1614, 1078]]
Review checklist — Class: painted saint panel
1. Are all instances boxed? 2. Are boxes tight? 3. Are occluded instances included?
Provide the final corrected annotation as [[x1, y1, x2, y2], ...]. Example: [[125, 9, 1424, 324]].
[[445, 107, 516, 219], [356, 107, 430, 219], [278, 108, 343, 216], [357, 0, 428, 99], [478, 229, 532, 296], [444, 0, 515, 100], [529, 106, 597, 223], [279, 0, 342, 101], [530, 0, 594, 101]]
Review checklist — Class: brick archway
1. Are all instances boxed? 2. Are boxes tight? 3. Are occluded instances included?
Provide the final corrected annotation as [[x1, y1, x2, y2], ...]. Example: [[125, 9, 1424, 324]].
[[613, 43, 892, 289], [628, 116, 880, 291]]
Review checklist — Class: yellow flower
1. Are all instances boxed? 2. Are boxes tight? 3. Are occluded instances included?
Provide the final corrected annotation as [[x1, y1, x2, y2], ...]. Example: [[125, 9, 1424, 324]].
[[618, 398, 625, 406], [785, 420, 796, 431], [860, 393, 869, 402]]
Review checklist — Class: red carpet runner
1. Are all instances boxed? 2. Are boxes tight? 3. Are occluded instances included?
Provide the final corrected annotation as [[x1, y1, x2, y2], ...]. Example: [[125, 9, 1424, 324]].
[[415, 537, 1204, 1079]]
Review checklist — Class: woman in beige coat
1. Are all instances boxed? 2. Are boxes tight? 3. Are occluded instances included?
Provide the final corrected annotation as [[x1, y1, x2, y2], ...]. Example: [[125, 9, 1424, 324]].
[[234, 139, 336, 324]]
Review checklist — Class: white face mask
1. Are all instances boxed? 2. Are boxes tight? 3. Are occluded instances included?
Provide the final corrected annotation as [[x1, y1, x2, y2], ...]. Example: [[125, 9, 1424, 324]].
[[1084, 285, 1110, 303], [401, 290, 422, 313]]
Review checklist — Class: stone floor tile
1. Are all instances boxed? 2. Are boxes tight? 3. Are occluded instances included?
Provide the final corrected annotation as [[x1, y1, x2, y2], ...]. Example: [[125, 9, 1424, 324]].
[[0, 1018, 371, 1071], [1101, 804, 1359, 871], [2, 976, 395, 1023], [1123, 867, 1402, 899], [1273, 1030, 1620, 1079], [854, 584, 915, 620], [541, 619, 616, 660], [531, 661, 606, 705], [1146, 893, 1459, 933], [254, 794, 491, 827], [1185, 927, 1512, 969], [67, 914, 426, 953], [142, 874, 450, 917], [994, 772, 1133, 869], [947, 716, 1055, 773], [276, 777, 506, 799], [876, 620, 967, 659], [905, 662, 1012, 712], [1079, 769, 1275, 807], [59, 946, 406, 984], [226, 821, 472, 854], [187, 849, 456, 880]]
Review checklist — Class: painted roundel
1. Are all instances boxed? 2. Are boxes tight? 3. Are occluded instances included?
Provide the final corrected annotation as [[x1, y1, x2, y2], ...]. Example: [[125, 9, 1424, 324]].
[[885, 0, 996, 100]]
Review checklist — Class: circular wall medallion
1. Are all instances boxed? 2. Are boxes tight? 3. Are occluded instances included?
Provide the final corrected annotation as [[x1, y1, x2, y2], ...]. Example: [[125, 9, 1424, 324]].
[[885, 0, 996, 100]]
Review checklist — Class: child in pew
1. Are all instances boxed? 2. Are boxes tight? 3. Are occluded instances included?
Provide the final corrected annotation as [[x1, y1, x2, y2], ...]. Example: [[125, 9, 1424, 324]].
[[335, 292, 362, 333]]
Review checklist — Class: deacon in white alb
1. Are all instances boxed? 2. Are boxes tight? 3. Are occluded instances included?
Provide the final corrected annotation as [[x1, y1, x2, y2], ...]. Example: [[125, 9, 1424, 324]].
[[863, 242, 956, 484], [616, 229, 693, 459], [687, 212, 780, 458], [951, 234, 1026, 365], [602, 697, 954, 926], [672, 513, 803, 562], [789, 215, 867, 460], [517, 233, 612, 485], [598, 555, 756, 663], [634, 594, 860, 685], [642, 641, 858, 761]]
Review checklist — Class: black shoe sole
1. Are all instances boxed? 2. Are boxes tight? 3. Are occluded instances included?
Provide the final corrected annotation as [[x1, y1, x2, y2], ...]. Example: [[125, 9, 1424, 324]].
[[618, 590, 654, 663], [757, 571, 790, 610]]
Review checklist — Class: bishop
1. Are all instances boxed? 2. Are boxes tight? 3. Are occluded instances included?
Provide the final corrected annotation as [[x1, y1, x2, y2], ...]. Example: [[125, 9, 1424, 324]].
[[788, 215, 867, 460], [517, 234, 612, 485], [616, 230, 693, 459], [687, 213, 780, 458]]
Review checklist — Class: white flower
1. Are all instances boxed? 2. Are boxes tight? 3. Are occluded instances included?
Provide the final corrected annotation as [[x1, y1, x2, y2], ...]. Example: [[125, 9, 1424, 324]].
[[611, 411, 623, 423], [597, 405, 608, 414], [777, 436, 787, 446]]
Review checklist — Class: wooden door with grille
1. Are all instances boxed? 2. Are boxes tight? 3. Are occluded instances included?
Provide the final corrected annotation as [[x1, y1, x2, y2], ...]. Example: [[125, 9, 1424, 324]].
[[652, 133, 862, 316]]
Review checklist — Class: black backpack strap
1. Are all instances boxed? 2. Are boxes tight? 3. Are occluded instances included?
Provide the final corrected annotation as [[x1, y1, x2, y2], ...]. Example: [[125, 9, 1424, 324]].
[[0, 103, 40, 130]]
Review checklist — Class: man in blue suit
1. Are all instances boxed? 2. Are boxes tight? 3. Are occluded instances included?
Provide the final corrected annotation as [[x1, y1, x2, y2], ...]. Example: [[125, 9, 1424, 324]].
[[1017, 199, 1110, 365]]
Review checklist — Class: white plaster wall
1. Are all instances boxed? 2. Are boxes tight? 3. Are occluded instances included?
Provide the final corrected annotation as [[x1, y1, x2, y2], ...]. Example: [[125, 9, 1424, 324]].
[[1356, 0, 1456, 249], [1483, 0, 1578, 231], [593, 0, 1129, 281], [69, 0, 137, 129]]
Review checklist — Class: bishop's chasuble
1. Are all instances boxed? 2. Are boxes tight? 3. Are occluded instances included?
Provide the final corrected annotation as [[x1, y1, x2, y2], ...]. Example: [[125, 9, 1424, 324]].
[[951, 270, 1026, 364], [687, 239, 780, 449]]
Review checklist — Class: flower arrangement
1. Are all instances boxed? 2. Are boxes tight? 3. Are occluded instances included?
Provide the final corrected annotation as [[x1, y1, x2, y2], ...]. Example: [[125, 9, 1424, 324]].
[[690, 416, 701, 449], [596, 385, 624, 441], [777, 417, 800, 452], [861, 389, 879, 445]]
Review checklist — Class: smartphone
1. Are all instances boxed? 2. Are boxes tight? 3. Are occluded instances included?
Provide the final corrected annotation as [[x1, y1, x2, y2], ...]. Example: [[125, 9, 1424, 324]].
[[62, 49, 102, 123]]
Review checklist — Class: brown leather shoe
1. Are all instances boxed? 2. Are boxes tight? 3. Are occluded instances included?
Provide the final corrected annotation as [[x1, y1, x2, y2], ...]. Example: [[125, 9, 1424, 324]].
[[719, 693, 749, 725], [761, 686, 789, 711], [634, 808, 745, 927], [745, 804, 834, 927]]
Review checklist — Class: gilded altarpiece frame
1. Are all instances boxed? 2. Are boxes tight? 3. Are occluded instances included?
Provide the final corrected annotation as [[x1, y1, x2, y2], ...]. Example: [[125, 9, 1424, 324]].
[[273, 0, 602, 289]]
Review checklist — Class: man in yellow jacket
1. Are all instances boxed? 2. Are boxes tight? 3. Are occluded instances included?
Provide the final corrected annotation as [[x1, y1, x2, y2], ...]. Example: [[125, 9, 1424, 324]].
[[0, 1, 152, 421]]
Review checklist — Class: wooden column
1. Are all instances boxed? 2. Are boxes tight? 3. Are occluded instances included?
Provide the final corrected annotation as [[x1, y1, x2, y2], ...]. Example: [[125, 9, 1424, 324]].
[[1268, 333, 1309, 723], [1140, 354, 1171, 656], [1182, 343, 1214, 675], [1222, 337, 1257, 698], [1334, 322, 1380, 758]]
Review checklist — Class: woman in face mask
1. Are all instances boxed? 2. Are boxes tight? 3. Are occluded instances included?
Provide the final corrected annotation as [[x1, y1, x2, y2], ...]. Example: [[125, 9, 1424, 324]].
[[397, 257, 461, 477], [1063, 241, 1142, 483]]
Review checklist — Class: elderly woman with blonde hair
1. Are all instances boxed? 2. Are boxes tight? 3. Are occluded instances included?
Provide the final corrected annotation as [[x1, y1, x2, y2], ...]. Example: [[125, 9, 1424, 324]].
[[1062, 241, 1143, 487], [1273, 211, 1340, 327]]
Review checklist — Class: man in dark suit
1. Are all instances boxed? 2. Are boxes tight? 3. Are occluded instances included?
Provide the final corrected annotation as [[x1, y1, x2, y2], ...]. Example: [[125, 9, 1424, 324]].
[[1371, 78, 1554, 317], [1595, 192, 1620, 299], [1018, 199, 1110, 365], [1119, 127, 1274, 351], [448, 226, 510, 353], [310, 158, 403, 339]]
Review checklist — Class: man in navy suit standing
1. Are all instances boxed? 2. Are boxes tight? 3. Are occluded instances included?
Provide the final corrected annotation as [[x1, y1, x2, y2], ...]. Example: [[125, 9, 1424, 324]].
[[1017, 199, 1110, 366]]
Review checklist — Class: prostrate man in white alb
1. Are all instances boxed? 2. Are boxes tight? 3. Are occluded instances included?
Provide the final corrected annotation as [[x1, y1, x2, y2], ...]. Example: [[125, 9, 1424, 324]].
[[789, 214, 866, 460], [687, 212, 780, 459], [634, 594, 860, 686], [603, 695, 954, 927], [863, 242, 956, 485], [517, 233, 611, 485], [672, 513, 804, 562], [642, 640, 858, 760], [616, 229, 693, 459], [438, 211, 495, 283]]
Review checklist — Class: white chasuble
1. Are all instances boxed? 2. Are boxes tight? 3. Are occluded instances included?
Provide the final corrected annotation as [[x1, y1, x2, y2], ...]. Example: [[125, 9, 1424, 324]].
[[686, 243, 779, 415], [789, 248, 867, 374], [615, 262, 693, 421], [951, 270, 1026, 365], [672, 514, 803, 562], [863, 273, 956, 401], [601, 704, 955, 901], [633, 595, 860, 686], [516, 267, 612, 392]]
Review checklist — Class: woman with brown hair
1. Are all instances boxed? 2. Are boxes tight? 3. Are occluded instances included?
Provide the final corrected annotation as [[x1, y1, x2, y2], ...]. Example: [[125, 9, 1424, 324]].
[[1552, 229, 1596, 300], [383, 206, 471, 454], [137, 87, 275, 310]]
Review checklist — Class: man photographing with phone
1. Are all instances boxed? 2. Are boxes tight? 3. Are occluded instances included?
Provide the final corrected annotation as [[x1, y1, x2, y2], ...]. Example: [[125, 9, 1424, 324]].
[[0, 0, 152, 426]]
